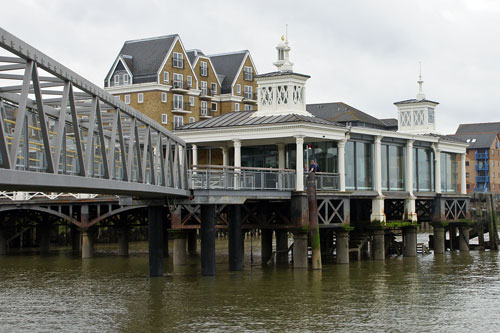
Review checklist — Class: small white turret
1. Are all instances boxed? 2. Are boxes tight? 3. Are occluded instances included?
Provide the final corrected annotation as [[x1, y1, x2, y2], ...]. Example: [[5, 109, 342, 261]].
[[273, 26, 293, 72]]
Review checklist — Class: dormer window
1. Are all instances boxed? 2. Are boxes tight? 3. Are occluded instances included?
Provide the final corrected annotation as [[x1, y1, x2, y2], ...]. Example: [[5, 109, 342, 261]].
[[200, 61, 208, 76], [244, 66, 253, 81], [123, 74, 129, 85], [114, 74, 120, 85], [173, 52, 183, 68]]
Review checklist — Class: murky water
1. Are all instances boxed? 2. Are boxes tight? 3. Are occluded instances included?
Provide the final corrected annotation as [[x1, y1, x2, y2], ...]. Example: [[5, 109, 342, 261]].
[[1, 236, 500, 332]]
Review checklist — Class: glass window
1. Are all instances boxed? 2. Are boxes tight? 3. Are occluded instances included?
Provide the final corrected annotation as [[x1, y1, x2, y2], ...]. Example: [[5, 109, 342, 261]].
[[414, 147, 434, 192], [187, 76, 192, 88], [174, 115, 183, 129], [201, 101, 208, 116], [211, 83, 217, 95], [441, 152, 457, 192], [173, 73, 183, 89], [161, 114, 168, 124], [242, 145, 278, 168], [123, 74, 129, 84], [138, 93, 143, 104], [356, 142, 372, 190], [201, 81, 207, 95], [244, 66, 253, 81], [211, 102, 217, 111], [114, 74, 119, 85], [161, 92, 167, 103], [244, 104, 253, 111], [124, 94, 130, 104], [345, 141, 355, 190], [200, 61, 208, 76], [190, 96, 195, 106], [235, 103, 240, 112], [174, 95, 183, 109], [236, 84, 241, 95], [388, 145, 404, 190], [189, 117, 195, 123], [173, 52, 183, 68], [163, 71, 169, 83], [244, 85, 253, 99]]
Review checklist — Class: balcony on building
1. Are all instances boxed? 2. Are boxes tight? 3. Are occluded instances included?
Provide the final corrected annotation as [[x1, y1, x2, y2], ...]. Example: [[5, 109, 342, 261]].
[[476, 175, 490, 183], [172, 101, 192, 114], [475, 151, 489, 159], [476, 162, 489, 172], [243, 92, 258, 103], [200, 108, 217, 119], [199, 88, 216, 100], [171, 80, 192, 93]]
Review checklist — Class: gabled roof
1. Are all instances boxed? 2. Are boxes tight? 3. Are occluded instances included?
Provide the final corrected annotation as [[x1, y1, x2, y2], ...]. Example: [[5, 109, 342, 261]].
[[186, 49, 204, 66], [455, 122, 500, 135], [449, 132, 497, 149], [256, 71, 310, 79], [380, 118, 398, 127], [394, 98, 439, 105], [208, 51, 248, 94], [177, 110, 336, 130], [306, 102, 388, 128], [105, 35, 178, 84]]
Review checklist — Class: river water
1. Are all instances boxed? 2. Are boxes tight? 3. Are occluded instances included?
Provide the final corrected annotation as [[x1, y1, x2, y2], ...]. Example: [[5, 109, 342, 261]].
[[1, 235, 500, 332]]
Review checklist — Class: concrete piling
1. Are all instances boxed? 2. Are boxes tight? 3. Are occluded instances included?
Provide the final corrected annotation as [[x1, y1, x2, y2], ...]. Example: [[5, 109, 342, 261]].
[[433, 227, 445, 254], [459, 226, 470, 251], [293, 232, 308, 268], [148, 206, 164, 277], [403, 227, 417, 257], [201, 204, 216, 276], [336, 230, 349, 264], [228, 205, 243, 271], [372, 230, 385, 260], [275, 230, 289, 264]]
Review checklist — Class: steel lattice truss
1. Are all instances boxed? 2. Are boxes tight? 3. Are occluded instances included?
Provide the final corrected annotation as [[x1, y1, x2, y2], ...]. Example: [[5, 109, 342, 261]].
[[0, 28, 188, 198]]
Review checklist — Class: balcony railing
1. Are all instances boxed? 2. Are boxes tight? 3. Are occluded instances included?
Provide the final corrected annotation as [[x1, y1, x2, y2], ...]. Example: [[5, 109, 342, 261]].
[[476, 163, 489, 171], [172, 101, 191, 112], [200, 108, 217, 117], [475, 152, 489, 159], [172, 80, 192, 90], [476, 175, 489, 183], [244, 92, 257, 101], [189, 165, 295, 191], [304, 172, 340, 191], [200, 88, 216, 98]]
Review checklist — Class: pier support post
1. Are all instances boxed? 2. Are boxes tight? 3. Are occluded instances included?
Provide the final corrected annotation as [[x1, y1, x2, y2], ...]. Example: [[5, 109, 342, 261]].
[[81, 230, 93, 259], [118, 226, 129, 256], [370, 197, 386, 223], [201, 204, 216, 276], [0, 229, 6, 255], [293, 232, 308, 268], [459, 226, 470, 251], [163, 228, 169, 257], [275, 230, 289, 264], [261, 229, 273, 265], [39, 223, 51, 255], [148, 205, 164, 277], [449, 225, 456, 251], [71, 226, 81, 253], [228, 205, 243, 271], [372, 230, 385, 260], [188, 230, 198, 255], [172, 231, 187, 265], [433, 226, 445, 254], [403, 227, 417, 257], [336, 230, 349, 264]]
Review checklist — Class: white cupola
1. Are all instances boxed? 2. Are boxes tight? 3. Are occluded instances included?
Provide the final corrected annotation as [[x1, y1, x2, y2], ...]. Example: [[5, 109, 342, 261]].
[[395, 64, 439, 134], [252, 33, 312, 118]]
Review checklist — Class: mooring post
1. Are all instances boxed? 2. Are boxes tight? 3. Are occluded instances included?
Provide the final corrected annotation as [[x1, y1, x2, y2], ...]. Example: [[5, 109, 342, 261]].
[[372, 229, 385, 260], [228, 205, 243, 271], [459, 226, 470, 251], [292, 232, 308, 268], [188, 230, 198, 256], [275, 230, 289, 264], [148, 205, 164, 277], [336, 230, 349, 264], [80, 205, 93, 259], [201, 204, 216, 276], [261, 229, 273, 265], [403, 226, 417, 257], [307, 173, 322, 270], [433, 226, 445, 254], [172, 230, 187, 265], [488, 194, 499, 250]]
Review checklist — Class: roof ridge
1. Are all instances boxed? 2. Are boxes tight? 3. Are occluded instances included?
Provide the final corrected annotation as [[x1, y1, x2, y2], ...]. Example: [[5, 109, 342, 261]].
[[125, 34, 178, 44], [207, 50, 248, 57]]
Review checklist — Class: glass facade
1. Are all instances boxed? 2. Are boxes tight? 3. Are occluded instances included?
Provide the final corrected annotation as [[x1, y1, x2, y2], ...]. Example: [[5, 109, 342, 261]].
[[441, 152, 458, 192], [241, 146, 278, 168], [381, 144, 405, 191], [413, 147, 434, 192], [286, 141, 338, 172], [345, 141, 373, 190]]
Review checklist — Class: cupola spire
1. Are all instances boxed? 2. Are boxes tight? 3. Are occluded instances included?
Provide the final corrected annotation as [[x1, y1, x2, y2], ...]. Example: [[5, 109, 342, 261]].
[[416, 61, 425, 100], [273, 25, 293, 72]]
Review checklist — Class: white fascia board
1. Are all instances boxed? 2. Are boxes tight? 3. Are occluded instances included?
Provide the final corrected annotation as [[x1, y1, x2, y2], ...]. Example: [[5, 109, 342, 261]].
[[350, 127, 440, 143], [105, 83, 171, 94], [155, 36, 198, 86], [193, 56, 223, 87], [257, 75, 308, 85], [230, 51, 249, 94], [436, 141, 468, 154], [106, 56, 133, 87], [176, 123, 347, 144], [219, 94, 244, 102]]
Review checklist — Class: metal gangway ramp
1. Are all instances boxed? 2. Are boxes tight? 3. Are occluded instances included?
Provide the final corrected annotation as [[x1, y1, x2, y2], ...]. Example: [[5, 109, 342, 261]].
[[0, 28, 188, 198]]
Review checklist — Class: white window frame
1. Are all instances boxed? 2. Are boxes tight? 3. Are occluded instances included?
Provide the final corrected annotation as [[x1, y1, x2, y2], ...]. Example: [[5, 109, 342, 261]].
[[114, 74, 120, 85], [201, 101, 208, 116], [235, 103, 240, 112], [201, 81, 207, 95], [161, 114, 168, 124], [187, 75, 192, 88], [124, 94, 130, 104], [123, 73, 129, 84], [211, 102, 217, 111], [190, 96, 195, 106], [200, 61, 208, 76], [236, 84, 241, 95], [245, 104, 253, 111], [244, 85, 253, 99], [189, 117, 195, 124], [244, 66, 253, 81], [174, 115, 184, 129], [173, 52, 183, 68], [174, 94, 183, 109], [161, 92, 167, 103], [211, 82, 217, 95], [138, 93, 144, 104], [173, 73, 183, 89], [163, 71, 169, 84]]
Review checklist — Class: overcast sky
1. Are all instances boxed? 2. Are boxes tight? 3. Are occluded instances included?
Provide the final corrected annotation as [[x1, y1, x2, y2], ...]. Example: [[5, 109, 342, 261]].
[[2, 0, 499, 134]]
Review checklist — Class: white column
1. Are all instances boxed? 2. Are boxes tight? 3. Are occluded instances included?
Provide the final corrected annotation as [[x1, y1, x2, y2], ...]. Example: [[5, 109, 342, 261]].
[[338, 139, 346, 191], [373, 136, 383, 195], [406, 140, 417, 222], [178, 146, 184, 166], [222, 147, 229, 166], [278, 144, 285, 169], [192, 144, 198, 168], [233, 140, 241, 189], [295, 136, 304, 191], [460, 153, 467, 194], [434, 145, 441, 194]]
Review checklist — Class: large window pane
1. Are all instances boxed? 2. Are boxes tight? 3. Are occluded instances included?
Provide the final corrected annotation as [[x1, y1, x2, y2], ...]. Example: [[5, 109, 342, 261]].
[[382, 145, 388, 191], [356, 142, 372, 190], [345, 141, 355, 190]]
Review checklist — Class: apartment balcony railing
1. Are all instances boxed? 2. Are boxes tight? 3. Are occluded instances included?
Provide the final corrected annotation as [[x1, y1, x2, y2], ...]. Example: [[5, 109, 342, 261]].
[[172, 101, 192, 113], [244, 92, 257, 101], [172, 80, 192, 91], [200, 108, 217, 118], [475, 152, 489, 159], [200, 88, 216, 99], [304, 172, 340, 191], [476, 175, 490, 183], [189, 165, 296, 191]]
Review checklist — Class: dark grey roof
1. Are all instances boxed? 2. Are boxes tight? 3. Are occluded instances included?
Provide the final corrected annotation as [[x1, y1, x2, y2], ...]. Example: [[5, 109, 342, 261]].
[[208, 51, 247, 94], [306, 102, 388, 128], [394, 98, 439, 105], [176, 110, 337, 130], [380, 118, 398, 127], [449, 133, 497, 149], [186, 49, 205, 66], [105, 35, 178, 84], [256, 71, 310, 79], [455, 122, 500, 135]]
